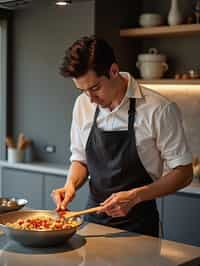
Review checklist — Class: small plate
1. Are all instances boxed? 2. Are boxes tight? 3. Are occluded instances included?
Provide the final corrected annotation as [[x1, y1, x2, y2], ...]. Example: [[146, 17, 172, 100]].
[[0, 197, 28, 213]]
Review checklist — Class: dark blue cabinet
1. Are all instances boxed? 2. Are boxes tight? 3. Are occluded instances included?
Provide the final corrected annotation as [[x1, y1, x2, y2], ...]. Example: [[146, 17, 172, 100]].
[[44, 173, 89, 211], [163, 193, 200, 246], [2, 168, 43, 209], [44, 174, 65, 210], [1, 167, 89, 212]]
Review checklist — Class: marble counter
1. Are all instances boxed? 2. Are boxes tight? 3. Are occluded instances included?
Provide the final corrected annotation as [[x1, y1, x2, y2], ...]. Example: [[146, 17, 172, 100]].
[[0, 223, 199, 266]]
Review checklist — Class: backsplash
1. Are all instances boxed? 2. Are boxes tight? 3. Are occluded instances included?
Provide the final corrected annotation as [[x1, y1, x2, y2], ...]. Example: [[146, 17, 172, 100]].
[[142, 84, 200, 157]]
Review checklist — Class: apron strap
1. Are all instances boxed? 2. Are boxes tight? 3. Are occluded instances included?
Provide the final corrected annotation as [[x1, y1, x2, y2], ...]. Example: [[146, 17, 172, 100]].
[[93, 106, 100, 127], [94, 98, 136, 131], [128, 98, 136, 133]]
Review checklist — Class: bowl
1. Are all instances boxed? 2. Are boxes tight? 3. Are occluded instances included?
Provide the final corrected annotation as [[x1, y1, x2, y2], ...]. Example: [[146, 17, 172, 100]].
[[139, 13, 163, 27], [0, 197, 28, 213], [0, 210, 82, 247]]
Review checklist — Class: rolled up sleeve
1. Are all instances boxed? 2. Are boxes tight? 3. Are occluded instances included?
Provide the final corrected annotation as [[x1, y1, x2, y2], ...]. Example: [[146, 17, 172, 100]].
[[155, 102, 192, 169], [70, 99, 87, 164]]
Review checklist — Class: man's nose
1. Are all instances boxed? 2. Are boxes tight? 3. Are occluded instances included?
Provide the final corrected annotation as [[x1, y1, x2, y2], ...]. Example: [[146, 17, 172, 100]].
[[87, 92, 95, 103], [89, 96, 95, 103]]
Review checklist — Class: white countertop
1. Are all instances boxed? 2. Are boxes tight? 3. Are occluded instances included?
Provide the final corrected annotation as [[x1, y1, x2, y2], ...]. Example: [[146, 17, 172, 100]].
[[0, 160, 68, 176], [0, 160, 200, 195], [179, 182, 200, 195]]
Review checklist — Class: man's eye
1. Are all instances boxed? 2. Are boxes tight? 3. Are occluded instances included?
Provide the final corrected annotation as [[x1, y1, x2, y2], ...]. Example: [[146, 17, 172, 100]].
[[91, 85, 100, 91]]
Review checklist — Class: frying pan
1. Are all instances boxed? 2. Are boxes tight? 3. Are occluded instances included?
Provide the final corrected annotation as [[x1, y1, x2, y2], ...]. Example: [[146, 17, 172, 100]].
[[0, 210, 82, 247]]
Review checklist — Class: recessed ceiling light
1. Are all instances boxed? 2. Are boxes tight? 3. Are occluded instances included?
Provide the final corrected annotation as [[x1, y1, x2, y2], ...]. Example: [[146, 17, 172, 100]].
[[56, 0, 72, 6]]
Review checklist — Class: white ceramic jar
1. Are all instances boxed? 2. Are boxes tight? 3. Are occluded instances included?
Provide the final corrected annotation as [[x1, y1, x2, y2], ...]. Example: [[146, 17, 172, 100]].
[[136, 48, 168, 79]]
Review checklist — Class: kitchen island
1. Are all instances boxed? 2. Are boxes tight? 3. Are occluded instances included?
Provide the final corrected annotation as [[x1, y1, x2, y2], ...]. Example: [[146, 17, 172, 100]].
[[0, 222, 199, 266]]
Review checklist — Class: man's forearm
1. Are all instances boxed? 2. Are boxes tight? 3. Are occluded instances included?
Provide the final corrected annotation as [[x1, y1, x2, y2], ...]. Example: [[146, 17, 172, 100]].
[[65, 161, 88, 189], [134, 163, 193, 203]]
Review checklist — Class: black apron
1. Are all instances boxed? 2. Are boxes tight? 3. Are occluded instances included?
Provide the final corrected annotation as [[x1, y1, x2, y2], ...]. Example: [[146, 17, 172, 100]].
[[85, 98, 159, 237]]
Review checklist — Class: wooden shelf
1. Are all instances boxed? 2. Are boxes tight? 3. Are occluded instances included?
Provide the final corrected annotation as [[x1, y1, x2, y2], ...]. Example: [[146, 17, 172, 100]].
[[120, 24, 200, 38], [137, 79, 200, 85]]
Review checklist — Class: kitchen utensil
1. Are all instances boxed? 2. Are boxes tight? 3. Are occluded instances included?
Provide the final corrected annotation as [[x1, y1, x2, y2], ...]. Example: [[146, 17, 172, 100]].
[[5, 137, 16, 148], [139, 13, 163, 27], [7, 147, 25, 163], [0, 197, 28, 213], [193, 0, 200, 24], [58, 206, 102, 220], [17, 133, 26, 150], [0, 210, 82, 247]]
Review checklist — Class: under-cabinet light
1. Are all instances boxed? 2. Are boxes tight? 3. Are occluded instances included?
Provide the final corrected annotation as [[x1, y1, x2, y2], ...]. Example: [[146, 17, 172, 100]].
[[142, 84, 200, 93], [56, 0, 72, 6]]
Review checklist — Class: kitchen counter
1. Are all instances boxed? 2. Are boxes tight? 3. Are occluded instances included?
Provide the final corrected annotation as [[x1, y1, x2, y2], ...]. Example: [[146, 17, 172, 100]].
[[0, 160, 68, 176], [0, 223, 199, 266], [178, 182, 200, 195], [0, 160, 200, 195]]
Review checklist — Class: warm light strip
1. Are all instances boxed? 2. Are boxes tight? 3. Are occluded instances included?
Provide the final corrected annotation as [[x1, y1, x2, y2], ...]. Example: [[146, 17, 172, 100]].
[[56, 2, 67, 5], [142, 84, 200, 93], [56, 1, 71, 6]]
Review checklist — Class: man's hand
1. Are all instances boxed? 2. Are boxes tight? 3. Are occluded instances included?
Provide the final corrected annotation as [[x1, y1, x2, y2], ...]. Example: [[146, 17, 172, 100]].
[[51, 183, 76, 211], [99, 190, 141, 218]]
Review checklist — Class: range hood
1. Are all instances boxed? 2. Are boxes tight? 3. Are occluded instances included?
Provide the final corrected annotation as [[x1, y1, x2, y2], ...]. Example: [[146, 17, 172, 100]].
[[0, 0, 32, 10]]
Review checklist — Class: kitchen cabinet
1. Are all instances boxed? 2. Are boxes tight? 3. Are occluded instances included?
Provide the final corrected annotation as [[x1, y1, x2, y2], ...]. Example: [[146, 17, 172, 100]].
[[163, 193, 200, 246], [43, 174, 66, 210], [1, 166, 89, 212], [68, 181, 89, 211], [156, 197, 164, 237], [1, 168, 43, 209], [44, 173, 89, 211]]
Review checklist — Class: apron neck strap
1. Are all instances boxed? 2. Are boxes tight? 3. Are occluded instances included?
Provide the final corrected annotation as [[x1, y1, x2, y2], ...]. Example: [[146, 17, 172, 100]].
[[93, 105, 100, 126], [128, 98, 136, 132], [93, 98, 136, 130]]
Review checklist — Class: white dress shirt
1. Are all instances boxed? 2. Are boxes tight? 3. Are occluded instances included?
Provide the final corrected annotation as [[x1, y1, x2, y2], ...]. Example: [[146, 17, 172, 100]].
[[70, 72, 192, 180]]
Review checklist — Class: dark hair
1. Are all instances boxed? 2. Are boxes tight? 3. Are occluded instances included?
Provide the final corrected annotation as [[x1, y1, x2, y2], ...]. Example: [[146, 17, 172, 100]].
[[60, 36, 117, 78]]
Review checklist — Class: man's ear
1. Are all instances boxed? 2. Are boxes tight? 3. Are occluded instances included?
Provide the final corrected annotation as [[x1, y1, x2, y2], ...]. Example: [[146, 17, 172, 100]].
[[109, 63, 119, 79]]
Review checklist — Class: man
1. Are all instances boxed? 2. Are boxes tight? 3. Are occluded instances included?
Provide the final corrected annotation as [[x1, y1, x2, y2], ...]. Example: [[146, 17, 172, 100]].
[[52, 36, 193, 237]]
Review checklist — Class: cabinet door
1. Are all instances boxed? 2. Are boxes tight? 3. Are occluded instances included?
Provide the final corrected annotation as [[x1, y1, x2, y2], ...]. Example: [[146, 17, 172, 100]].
[[44, 174, 89, 211], [44, 174, 66, 210], [2, 168, 43, 209], [156, 197, 164, 237], [156, 197, 163, 221], [163, 193, 200, 246], [68, 182, 89, 211]]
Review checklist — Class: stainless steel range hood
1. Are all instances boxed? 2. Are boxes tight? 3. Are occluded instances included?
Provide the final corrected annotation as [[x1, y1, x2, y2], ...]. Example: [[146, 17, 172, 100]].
[[0, 0, 32, 10]]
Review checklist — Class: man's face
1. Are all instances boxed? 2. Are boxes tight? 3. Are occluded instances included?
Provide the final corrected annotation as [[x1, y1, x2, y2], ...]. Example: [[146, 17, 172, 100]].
[[73, 70, 117, 108]]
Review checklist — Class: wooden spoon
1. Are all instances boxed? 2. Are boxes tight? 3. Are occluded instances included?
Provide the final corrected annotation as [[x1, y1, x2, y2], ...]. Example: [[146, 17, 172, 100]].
[[58, 206, 102, 220], [5, 137, 16, 148]]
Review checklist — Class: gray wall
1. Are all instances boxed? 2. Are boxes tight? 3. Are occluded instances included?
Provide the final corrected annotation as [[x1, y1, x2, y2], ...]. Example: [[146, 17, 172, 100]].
[[147, 84, 200, 158], [12, 0, 95, 164], [95, 0, 141, 77]]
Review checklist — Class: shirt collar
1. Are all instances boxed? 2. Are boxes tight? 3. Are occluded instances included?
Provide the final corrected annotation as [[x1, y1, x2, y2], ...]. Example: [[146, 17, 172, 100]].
[[120, 72, 144, 99]]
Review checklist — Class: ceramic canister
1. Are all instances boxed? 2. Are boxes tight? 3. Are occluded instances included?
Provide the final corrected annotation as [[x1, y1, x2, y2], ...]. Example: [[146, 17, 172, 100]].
[[136, 48, 168, 79]]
